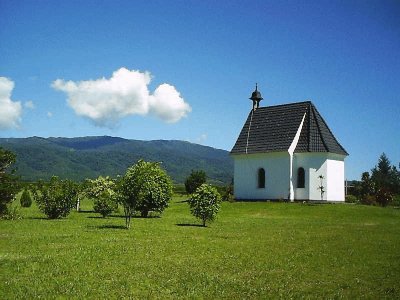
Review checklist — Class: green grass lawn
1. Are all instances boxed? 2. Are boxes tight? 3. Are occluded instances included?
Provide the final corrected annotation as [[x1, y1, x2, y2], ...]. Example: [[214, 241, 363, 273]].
[[1, 197, 399, 299]]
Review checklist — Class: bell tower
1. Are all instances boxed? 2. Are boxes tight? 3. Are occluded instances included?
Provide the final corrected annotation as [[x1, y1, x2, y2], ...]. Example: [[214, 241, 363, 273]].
[[249, 83, 263, 110]]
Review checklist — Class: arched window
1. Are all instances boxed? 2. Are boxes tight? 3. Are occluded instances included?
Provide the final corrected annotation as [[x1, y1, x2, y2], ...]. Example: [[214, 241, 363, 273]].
[[258, 168, 265, 188], [297, 167, 305, 188]]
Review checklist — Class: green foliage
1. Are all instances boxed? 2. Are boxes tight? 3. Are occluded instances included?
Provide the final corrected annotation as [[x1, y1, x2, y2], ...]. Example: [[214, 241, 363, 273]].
[[185, 170, 207, 194], [345, 194, 358, 204], [392, 194, 400, 207], [33, 176, 78, 219], [358, 153, 400, 207], [371, 153, 400, 194], [0, 147, 20, 217], [188, 184, 221, 226], [0, 136, 233, 184], [222, 183, 235, 202], [85, 176, 115, 199], [85, 176, 117, 217], [93, 191, 118, 218], [119, 160, 173, 228], [375, 188, 393, 207], [360, 172, 374, 200], [20, 188, 32, 208]]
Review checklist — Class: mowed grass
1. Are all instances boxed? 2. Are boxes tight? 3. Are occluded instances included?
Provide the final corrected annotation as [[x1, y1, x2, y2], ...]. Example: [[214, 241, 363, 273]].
[[1, 197, 399, 299]]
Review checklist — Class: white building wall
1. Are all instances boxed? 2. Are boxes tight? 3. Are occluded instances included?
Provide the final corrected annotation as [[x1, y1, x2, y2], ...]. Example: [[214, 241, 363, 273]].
[[293, 153, 327, 200], [233, 152, 290, 200], [293, 153, 346, 201], [326, 154, 346, 201]]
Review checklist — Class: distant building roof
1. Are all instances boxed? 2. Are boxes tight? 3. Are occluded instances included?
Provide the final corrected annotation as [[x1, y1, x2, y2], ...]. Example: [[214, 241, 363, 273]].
[[230, 101, 348, 156]]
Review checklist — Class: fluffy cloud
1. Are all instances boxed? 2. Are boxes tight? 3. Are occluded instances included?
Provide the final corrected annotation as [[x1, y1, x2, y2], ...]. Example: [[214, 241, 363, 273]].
[[0, 77, 22, 130], [52, 68, 191, 127]]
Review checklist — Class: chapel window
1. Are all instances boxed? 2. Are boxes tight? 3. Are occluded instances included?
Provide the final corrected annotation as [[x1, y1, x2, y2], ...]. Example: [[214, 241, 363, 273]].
[[297, 167, 305, 188], [258, 168, 265, 188]]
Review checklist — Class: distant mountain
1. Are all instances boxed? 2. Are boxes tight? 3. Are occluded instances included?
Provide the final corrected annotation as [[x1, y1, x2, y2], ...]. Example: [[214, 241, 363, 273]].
[[0, 136, 233, 184]]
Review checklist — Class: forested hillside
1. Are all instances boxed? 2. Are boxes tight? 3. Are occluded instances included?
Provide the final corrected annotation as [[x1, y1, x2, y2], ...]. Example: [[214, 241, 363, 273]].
[[0, 136, 233, 184]]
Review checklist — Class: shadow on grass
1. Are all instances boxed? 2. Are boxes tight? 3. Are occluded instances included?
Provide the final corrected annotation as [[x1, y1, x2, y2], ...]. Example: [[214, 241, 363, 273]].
[[86, 224, 127, 230], [87, 216, 105, 219], [27, 217, 50, 220], [108, 214, 161, 219], [176, 223, 205, 228], [97, 224, 127, 230], [77, 210, 95, 213], [177, 199, 189, 203]]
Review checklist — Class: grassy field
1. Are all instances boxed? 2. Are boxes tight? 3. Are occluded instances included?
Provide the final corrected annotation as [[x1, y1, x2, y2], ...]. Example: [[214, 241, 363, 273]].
[[1, 197, 399, 299]]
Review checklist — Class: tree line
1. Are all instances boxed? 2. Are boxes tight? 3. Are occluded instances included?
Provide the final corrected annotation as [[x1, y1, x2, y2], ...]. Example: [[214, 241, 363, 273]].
[[348, 153, 400, 206], [0, 147, 226, 227]]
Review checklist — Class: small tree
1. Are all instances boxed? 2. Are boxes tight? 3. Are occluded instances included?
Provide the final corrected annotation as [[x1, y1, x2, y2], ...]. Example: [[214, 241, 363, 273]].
[[119, 160, 173, 228], [0, 147, 20, 217], [20, 188, 32, 207], [33, 176, 78, 219], [86, 176, 117, 217], [185, 170, 206, 194], [93, 191, 118, 218], [188, 184, 221, 227]]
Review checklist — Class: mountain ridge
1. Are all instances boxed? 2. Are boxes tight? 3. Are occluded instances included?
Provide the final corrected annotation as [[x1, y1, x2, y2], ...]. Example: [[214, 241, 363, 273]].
[[0, 136, 233, 184]]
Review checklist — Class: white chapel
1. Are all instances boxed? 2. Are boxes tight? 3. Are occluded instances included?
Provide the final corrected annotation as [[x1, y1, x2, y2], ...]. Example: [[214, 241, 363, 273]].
[[230, 86, 348, 202]]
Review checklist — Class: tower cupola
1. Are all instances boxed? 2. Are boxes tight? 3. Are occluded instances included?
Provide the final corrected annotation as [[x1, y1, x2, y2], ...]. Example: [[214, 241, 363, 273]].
[[249, 83, 263, 110]]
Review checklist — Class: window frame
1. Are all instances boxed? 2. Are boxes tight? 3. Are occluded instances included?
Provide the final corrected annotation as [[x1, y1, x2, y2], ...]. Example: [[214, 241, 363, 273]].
[[258, 168, 265, 189], [297, 167, 305, 189]]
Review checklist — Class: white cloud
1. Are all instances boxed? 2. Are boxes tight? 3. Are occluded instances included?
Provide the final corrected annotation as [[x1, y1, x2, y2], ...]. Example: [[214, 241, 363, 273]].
[[47, 112, 53, 118], [24, 100, 35, 109], [0, 77, 22, 130], [196, 133, 208, 144], [52, 68, 191, 127]]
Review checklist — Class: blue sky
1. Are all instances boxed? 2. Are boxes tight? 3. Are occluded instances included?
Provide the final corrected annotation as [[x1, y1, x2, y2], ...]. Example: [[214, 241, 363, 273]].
[[0, 0, 399, 180]]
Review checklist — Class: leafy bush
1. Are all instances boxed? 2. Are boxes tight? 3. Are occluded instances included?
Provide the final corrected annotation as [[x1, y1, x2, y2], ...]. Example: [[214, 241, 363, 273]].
[[345, 194, 358, 204], [360, 194, 377, 206], [33, 177, 78, 219], [391, 194, 400, 207], [119, 160, 173, 228], [375, 188, 393, 207], [185, 170, 206, 194], [85, 176, 117, 217], [93, 191, 118, 218], [20, 189, 32, 208], [0, 205, 21, 220], [188, 184, 221, 227], [222, 183, 234, 202]]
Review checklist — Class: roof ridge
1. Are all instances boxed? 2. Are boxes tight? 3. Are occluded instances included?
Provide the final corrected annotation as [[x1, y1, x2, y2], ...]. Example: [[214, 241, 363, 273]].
[[255, 100, 312, 110], [310, 103, 349, 155]]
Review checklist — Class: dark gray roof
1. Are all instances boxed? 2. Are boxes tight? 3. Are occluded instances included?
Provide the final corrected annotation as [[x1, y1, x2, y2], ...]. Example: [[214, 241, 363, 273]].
[[230, 101, 348, 156]]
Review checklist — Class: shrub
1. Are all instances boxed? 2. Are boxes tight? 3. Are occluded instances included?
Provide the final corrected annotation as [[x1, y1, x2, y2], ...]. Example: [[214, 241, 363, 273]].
[[391, 194, 400, 207], [222, 183, 234, 202], [375, 188, 393, 207], [188, 184, 221, 227], [85, 176, 117, 217], [20, 189, 32, 208], [0, 205, 21, 220], [345, 194, 358, 204], [93, 191, 118, 218], [360, 194, 377, 206], [185, 170, 206, 194], [33, 177, 78, 219], [119, 160, 173, 228]]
